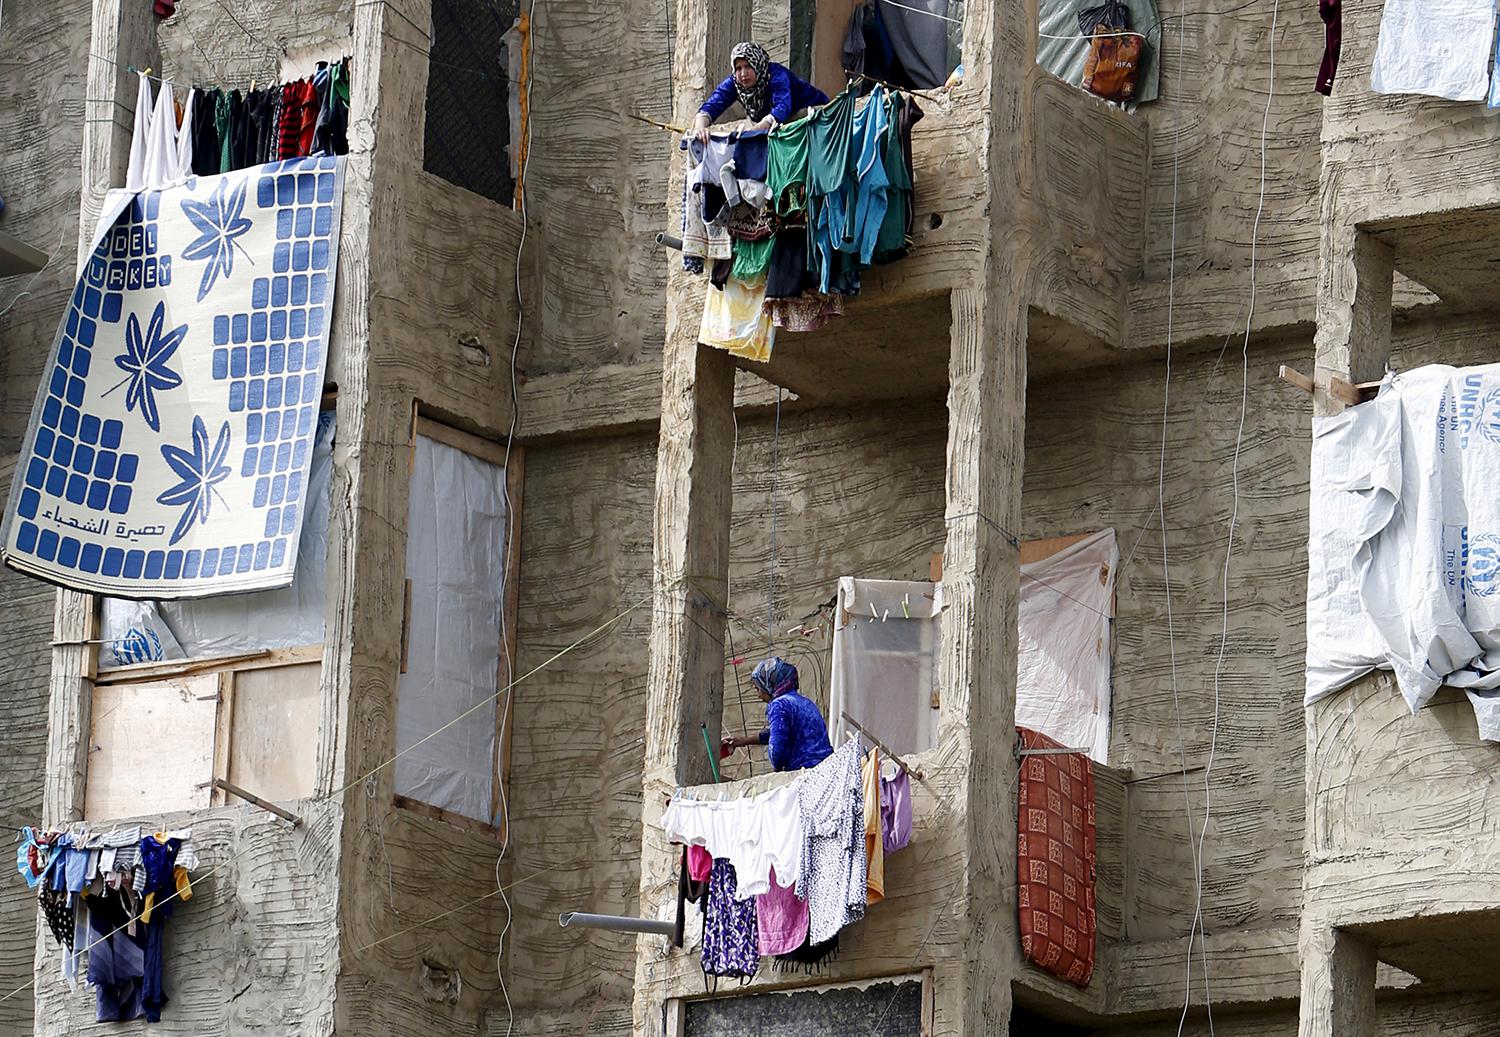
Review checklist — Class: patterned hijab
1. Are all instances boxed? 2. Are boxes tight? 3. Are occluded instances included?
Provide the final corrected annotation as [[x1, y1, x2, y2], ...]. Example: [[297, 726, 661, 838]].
[[730, 42, 772, 121], [751, 656, 799, 698]]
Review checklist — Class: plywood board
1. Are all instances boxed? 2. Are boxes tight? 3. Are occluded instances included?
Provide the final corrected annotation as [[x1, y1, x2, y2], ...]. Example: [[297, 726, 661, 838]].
[[86, 675, 217, 821], [227, 662, 321, 804], [1019, 532, 1092, 566]]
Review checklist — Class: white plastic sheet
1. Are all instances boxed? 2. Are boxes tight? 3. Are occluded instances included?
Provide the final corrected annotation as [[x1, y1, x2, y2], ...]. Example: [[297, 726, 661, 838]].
[[393, 435, 507, 824], [97, 411, 334, 666], [1017, 530, 1117, 763], [831, 579, 943, 756], [1370, 0, 1498, 101], [1305, 364, 1500, 740]]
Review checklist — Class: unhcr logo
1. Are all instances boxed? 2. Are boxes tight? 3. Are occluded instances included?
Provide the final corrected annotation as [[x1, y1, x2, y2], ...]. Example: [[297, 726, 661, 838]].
[[111, 627, 163, 666], [1467, 533, 1500, 598], [1457, 375, 1500, 448]]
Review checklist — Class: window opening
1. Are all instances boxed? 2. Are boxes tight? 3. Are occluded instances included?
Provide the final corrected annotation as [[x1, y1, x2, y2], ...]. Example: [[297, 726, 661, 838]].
[[423, 0, 519, 205], [393, 418, 521, 829]]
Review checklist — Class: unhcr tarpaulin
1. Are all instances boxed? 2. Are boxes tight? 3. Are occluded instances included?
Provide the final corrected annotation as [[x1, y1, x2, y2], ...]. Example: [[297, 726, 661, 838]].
[[1306, 364, 1500, 739], [1, 156, 343, 598]]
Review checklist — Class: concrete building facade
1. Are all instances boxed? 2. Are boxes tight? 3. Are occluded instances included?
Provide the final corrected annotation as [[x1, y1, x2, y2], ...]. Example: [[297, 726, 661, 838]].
[[0, 0, 1498, 1032]]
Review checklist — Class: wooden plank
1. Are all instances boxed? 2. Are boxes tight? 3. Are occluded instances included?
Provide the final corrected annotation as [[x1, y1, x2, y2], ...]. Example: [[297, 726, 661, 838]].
[[211, 671, 234, 807], [393, 793, 500, 836], [399, 579, 412, 675], [1019, 532, 1091, 566], [86, 675, 217, 820], [209, 779, 302, 825], [1280, 364, 1362, 406], [227, 661, 321, 803], [414, 414, 510, 469], [95, 644, 323, 684], [929, 552, 943, 583]]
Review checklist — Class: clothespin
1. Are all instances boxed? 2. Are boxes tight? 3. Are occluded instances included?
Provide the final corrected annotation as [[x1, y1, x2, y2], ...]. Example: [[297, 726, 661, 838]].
[[901, 593, 910, 619], [881, 608, 889, 622], [250, 78, 257, 91]]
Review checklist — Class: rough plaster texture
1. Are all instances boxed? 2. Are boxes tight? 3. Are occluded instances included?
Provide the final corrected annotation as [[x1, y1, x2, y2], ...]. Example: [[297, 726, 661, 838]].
[[0, 1, 90, 1032]]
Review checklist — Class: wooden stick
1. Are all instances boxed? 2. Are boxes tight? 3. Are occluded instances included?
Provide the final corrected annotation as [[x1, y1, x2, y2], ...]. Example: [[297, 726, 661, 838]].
[[848, 70, 946, 102], [206, 778, 302, 826], [1278, 365, 1363, 406], [841, 712, 924, 779], [625, 111, 689, 135]]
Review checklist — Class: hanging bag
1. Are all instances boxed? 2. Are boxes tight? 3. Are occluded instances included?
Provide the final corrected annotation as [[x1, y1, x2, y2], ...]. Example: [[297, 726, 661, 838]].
[[1078, 0, 1143, 103]]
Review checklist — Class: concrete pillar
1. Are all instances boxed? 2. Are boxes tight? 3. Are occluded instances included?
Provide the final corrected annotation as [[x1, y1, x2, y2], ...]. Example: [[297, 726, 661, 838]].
[[44, 0, 162, 829], [1298, 925, 1377, 1037], [634, 5, 746, 1029], [1313, 220, 1393, 418], [939, 285, 1027, 1035]]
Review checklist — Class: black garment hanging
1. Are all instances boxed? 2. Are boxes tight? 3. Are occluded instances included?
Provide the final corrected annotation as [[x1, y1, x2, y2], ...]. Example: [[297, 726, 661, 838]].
[[191, 89, 220, 177]]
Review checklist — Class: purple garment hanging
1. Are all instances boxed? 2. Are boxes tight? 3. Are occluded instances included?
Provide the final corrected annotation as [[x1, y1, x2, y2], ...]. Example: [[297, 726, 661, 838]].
[[880, 768, 911, 852], [702, 859, 760, 979]]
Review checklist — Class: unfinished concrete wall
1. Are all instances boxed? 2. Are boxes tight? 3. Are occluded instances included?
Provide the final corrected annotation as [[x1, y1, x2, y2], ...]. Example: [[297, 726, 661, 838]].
[[1141, 0, 1324, 283], [1021, 332, 1314, 947], [0, 1, 91, 1031]]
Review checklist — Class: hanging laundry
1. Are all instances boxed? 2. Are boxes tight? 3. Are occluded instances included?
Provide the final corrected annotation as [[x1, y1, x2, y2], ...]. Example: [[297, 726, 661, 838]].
[[141, 79, 181, 189], [126, 74, 154, 191], [313, 58, 352, 156], [687, 844, 713, 884], [16, 826, 60, 887], [87, 883, 148, 1021], [765, 293, 844, 333], [1316, 0, 1341, 95], [701, 858, 760, 979], [767, 112, 814, 224], [880, 763, 912, 852], [873, 0, 953, 89], [192, 89, 220, 177], [1370, 0, 1495, 100], [796, 737, 866, 944], [873, 92, 923, 264], [699, 274, 776, 362], [1017, 727, 1096, 987], [661, 782, 805, 897], [862, 747, 885, 904], [811, 86, 890, 293], [755, 866, 809, 955], [176, 88, 196, 179]]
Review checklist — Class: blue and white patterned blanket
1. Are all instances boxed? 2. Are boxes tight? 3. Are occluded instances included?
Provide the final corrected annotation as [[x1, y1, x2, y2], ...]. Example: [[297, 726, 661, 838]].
[[1, 156, 344, 598]]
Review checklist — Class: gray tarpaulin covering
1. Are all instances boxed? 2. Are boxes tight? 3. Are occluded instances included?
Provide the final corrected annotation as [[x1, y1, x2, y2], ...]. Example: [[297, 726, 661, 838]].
[[873, 0, 955, 89], [1036, 0, 1161, 105]]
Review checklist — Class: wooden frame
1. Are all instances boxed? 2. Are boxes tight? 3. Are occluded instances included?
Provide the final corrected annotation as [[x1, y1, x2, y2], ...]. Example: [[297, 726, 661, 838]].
[[397, 411, 524, 836]]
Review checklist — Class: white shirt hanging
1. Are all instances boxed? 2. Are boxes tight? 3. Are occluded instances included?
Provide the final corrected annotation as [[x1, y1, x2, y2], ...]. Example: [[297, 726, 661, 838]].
[[125, 73, 153, 191], [175, 87, 196, 179], [141, 79, 179, 189]]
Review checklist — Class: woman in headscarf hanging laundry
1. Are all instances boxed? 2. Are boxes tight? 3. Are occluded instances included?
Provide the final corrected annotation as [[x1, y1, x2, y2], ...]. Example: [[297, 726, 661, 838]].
[[721, 657, 835, 772], [692, 42, 830, 142]]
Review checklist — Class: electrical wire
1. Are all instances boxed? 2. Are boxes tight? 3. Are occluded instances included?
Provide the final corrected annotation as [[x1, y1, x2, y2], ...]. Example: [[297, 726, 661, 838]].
[[1184, 1, 1282, 1032], [1153, 4, 1210, 1033], [491, 0, 540, 1029]]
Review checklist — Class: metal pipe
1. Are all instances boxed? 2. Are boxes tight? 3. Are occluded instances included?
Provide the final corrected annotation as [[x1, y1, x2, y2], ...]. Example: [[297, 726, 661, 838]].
[[559, 912, 677, 937], [655, 232, 684, 251]]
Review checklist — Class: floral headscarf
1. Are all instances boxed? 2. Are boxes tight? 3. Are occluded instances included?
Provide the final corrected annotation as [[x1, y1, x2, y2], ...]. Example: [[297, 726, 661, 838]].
[[751, 656, 799, 698], [731, 42, 773, 121]]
